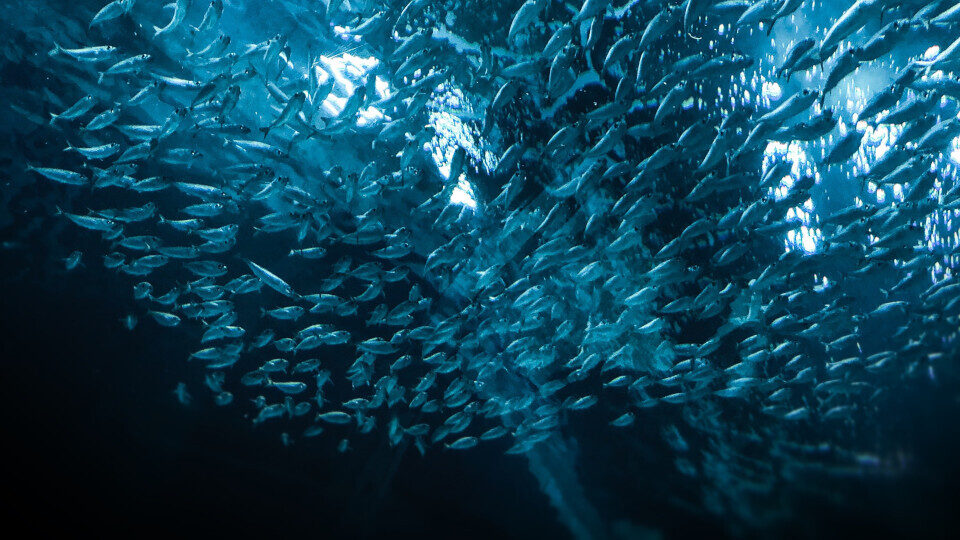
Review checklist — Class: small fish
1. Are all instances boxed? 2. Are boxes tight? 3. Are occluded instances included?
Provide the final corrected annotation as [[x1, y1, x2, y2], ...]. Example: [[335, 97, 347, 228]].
[[27, 165, 86, 186], [63, 141, 121, 160], [90, 0, 135, 27], [260, 91, 306, 138], [64, 251, 83, 270], [245, 259, 298, 298], [49, 43, 118, 62], [50, 95, 96, 123], [154, 0, 190, 37], [98, 54, 151, 84]]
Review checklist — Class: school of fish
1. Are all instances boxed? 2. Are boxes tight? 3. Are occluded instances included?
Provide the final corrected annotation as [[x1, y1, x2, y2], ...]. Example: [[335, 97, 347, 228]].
[[3, 0, 960, 533]]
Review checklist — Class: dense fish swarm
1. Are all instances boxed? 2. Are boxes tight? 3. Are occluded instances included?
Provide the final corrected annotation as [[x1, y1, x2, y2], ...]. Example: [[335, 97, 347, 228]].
[[3, 0, 960, 536]]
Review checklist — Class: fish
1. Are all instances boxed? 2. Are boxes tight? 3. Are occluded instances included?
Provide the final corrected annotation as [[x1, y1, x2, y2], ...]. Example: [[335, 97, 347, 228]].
[[98, 54, 152, 84], [90, 0, 135, 28], [821, 48, 862, 103], [9, 1, 960, 530], [757, 89, 819, 125], [777, 38, 816, 79], [50, 95, 97, 123], [639, 4, 682, 51], [820, 0, 887, 61], [63, 141, 121, 160], [508, 1, 544, 44], [245, 259, 298, 299], [154, 0, 191, 37], [49, 43, 119, 62], [27, 164, 87, 186], [259, 91, 306, 139]]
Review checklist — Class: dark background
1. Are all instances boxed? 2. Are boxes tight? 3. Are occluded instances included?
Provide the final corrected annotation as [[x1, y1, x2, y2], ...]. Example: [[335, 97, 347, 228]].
[[2, 247, 959, 539], [0, 247, 570, 539]]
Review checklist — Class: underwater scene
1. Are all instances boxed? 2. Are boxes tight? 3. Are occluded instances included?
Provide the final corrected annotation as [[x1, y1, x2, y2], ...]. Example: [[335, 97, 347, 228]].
[[2, 0, 960, 538]]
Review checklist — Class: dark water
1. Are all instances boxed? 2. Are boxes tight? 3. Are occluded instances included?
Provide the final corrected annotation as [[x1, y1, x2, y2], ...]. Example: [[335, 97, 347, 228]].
[[0, 254, 564, 538], [2, 250, 958, 537]]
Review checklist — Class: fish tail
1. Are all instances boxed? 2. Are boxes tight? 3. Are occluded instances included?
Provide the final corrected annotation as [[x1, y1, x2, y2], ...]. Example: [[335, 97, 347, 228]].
[[259, 126, 270, 139], [48, 41, 62, 57]]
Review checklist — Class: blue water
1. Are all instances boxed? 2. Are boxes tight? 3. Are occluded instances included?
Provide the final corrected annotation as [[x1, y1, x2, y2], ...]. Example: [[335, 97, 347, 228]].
[[2, 1, 960, 538]]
